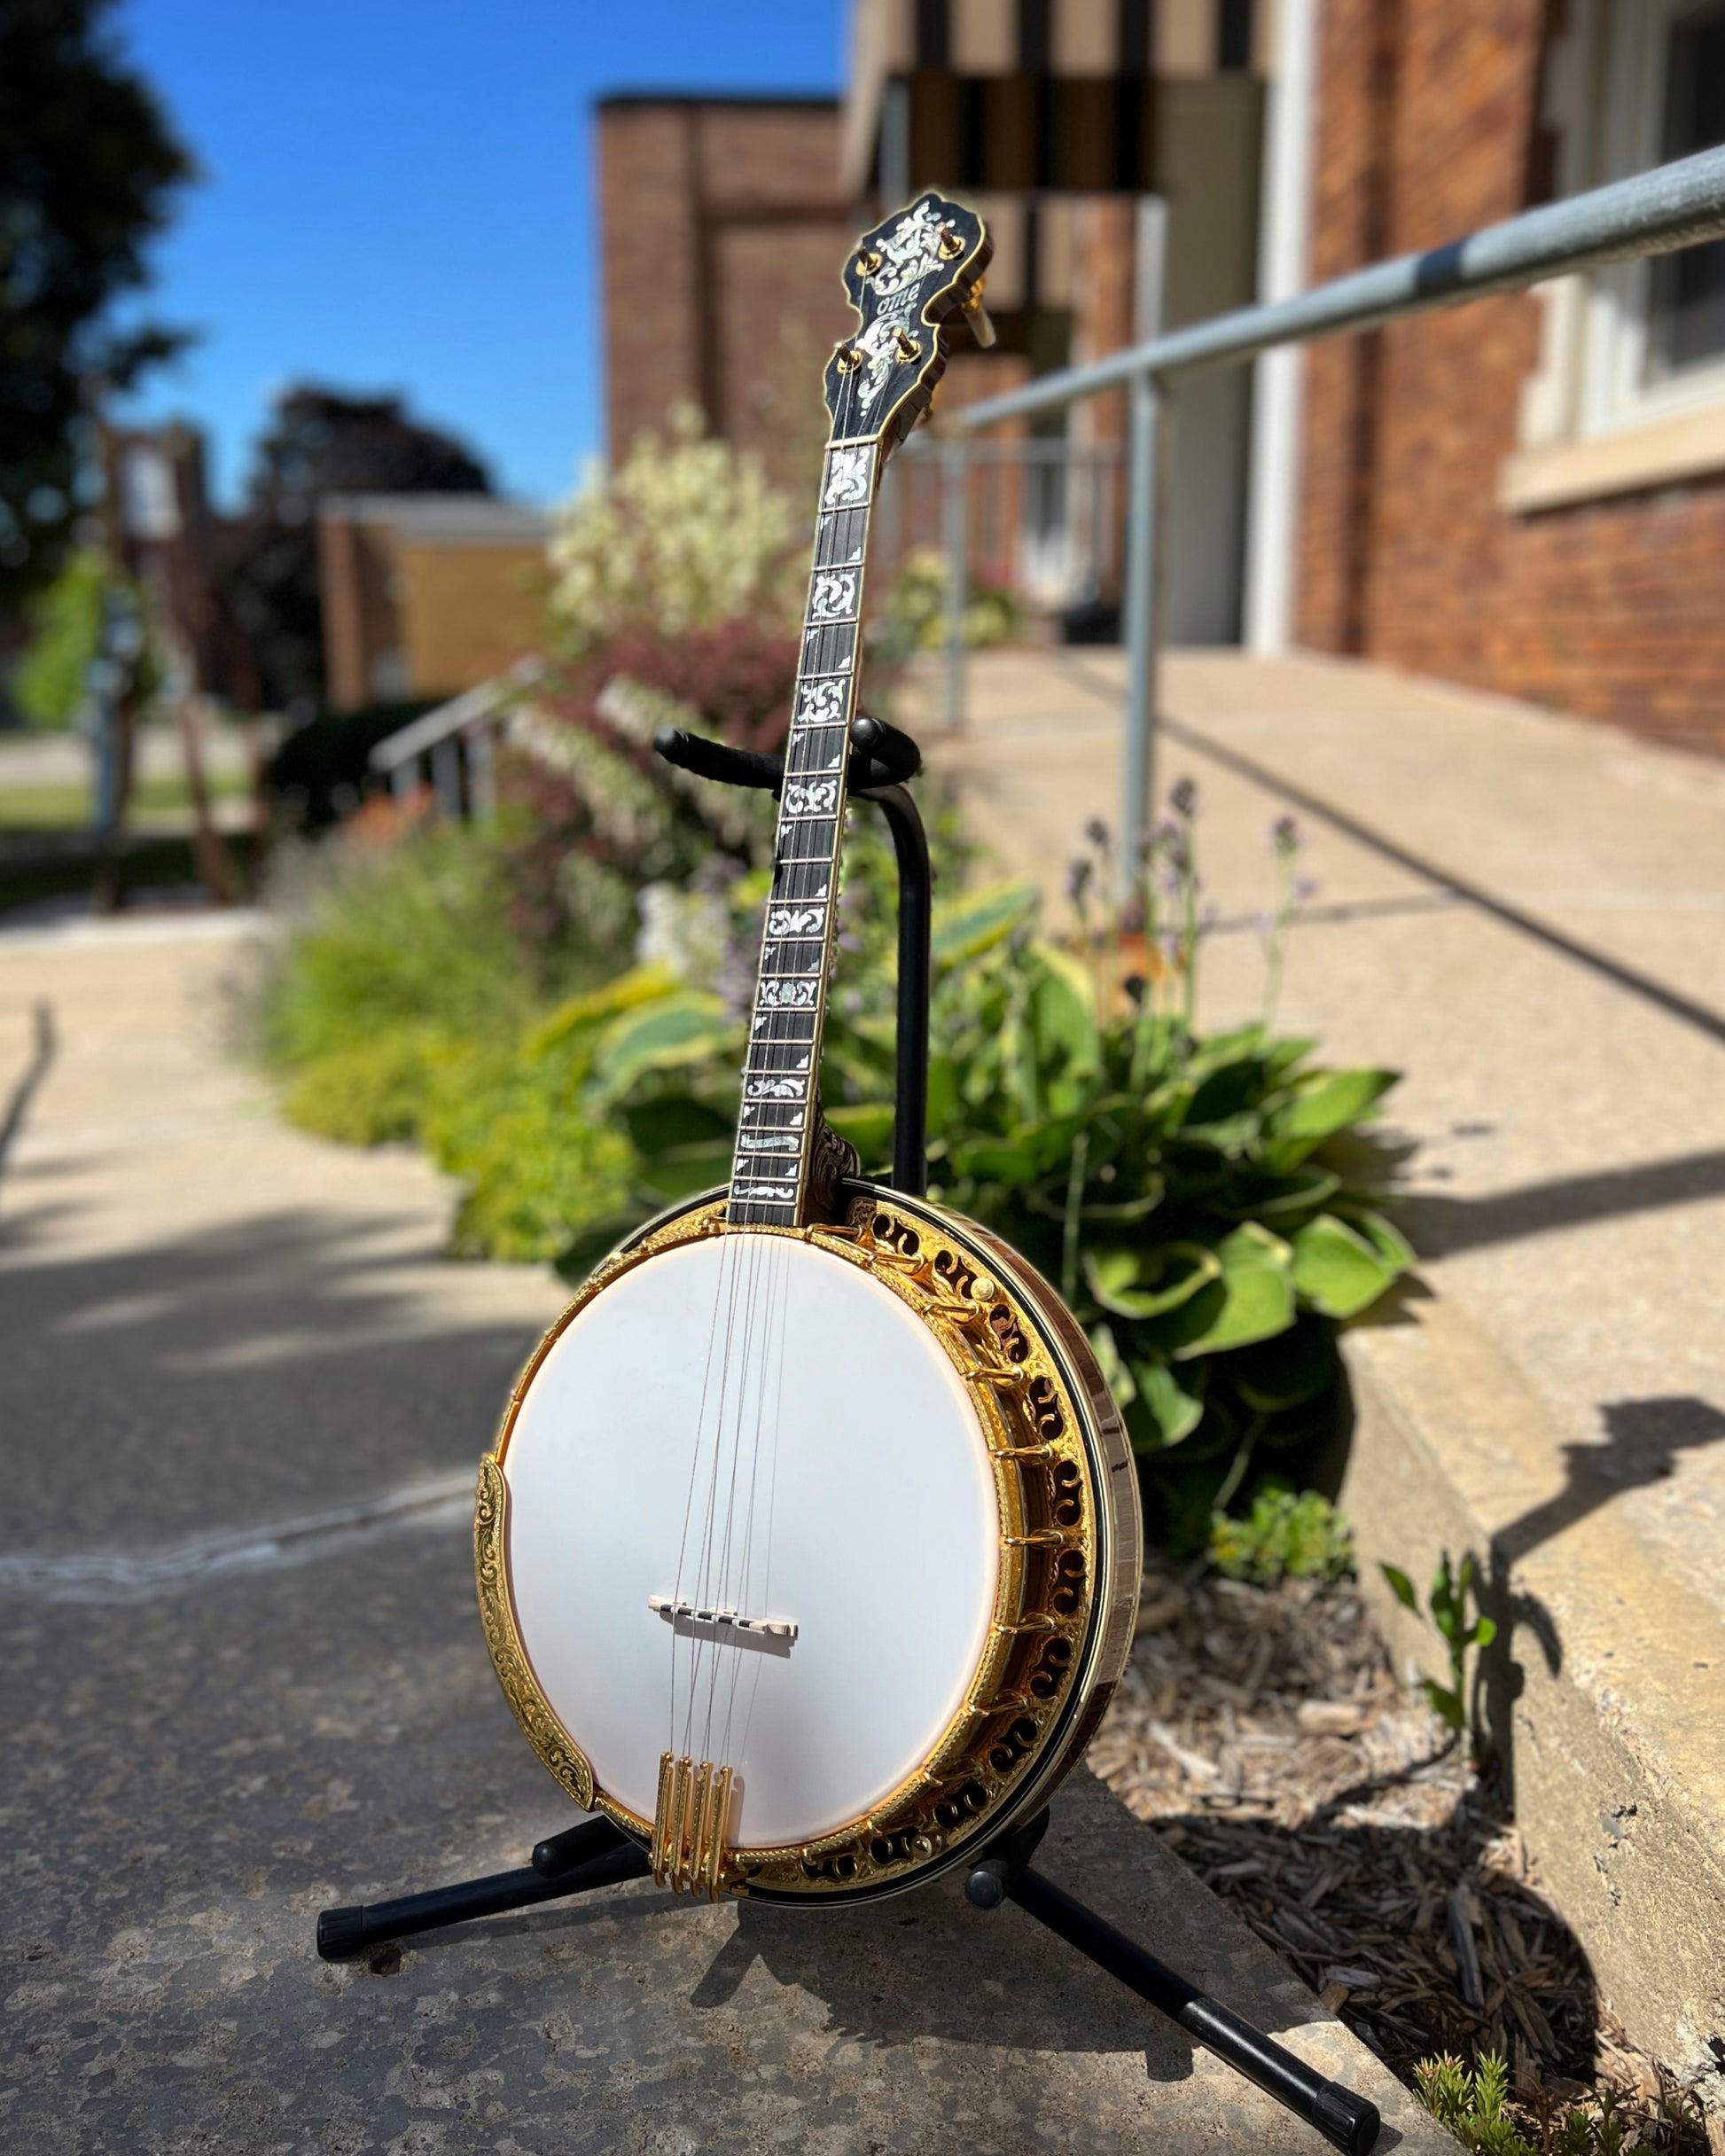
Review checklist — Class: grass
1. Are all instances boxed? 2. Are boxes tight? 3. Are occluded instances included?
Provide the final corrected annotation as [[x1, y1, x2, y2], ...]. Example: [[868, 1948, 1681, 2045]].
[[0, 770, 252, 830]]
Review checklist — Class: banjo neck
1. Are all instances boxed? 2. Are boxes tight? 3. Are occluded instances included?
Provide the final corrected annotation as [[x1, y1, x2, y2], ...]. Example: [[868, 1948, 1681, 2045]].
[[726, 192, 992, 1232]]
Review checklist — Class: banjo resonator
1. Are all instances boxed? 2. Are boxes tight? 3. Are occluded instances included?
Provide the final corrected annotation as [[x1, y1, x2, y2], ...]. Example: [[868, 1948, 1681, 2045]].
[[475, 192, 1142, 1908]]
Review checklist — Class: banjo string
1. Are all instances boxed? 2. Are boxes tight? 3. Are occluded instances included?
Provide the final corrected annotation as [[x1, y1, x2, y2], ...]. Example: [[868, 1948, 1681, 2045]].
[[677, 329, 876, 1807]]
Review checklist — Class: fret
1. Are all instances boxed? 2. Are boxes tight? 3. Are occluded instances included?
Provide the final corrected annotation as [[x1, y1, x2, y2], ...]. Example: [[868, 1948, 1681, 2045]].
[[801, 622, 857, 676], [813, 507, 869, 567], [785, 733, 846, 782], [761, 946, 825, 981], [776, 819, 839, 863]]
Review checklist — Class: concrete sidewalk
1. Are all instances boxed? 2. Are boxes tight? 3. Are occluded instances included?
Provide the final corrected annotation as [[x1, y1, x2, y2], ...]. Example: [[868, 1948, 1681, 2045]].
[[0, 915, 1438, 2152], [910, 645, 1725, 2093]]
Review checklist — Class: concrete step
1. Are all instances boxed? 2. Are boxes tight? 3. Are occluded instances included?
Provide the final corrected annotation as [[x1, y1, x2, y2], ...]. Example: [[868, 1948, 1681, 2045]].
[[910, 645, 1725, 2092]]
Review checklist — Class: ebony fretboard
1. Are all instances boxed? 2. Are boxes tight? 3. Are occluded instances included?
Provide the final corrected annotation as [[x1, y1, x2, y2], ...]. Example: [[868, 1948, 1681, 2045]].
[[725, 439, 878, 1229]]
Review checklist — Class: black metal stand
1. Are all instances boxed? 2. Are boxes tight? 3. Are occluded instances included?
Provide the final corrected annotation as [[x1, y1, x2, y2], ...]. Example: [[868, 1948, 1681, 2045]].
[[313, 716, 1380, 2154]]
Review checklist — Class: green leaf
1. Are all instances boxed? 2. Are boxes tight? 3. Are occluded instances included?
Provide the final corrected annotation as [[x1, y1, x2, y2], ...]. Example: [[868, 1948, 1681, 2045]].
[[1028, 943, 1098, 1072], [931, 881, 1037, 965], [1134, 1360, 1205, 1447], [1083, 1242, 1219, 1319], [526, 961, 680, 1057], [1351, 1207, 1415, 1273], [1421, 1679, 1464, 1732], [1380, 1561, 1419, 1613], [635, 1143, 732, 1200], [621, 1095, 732, 1158], [1169, 1223, 1295, 1359], [1177, 1112, 1261, 1158], [1241, 1166, 1340, 1220], [951, 1137, 1042, 1183], [585, 991, 735, 1105], [1472, 1616, 1497, 1649], [1088, 1323, 1136, 1409], [1232, 1315, 1335, 1412], [1290, 1212, 1397, 1319], [1264, 1066, 1398, 1161], [553, 1208, 652, 1286], [825, 1100, 895, 1162]]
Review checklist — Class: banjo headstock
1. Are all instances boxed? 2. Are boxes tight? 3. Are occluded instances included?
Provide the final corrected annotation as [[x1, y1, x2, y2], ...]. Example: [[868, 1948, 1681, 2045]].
[[822, 193, 991, 453]]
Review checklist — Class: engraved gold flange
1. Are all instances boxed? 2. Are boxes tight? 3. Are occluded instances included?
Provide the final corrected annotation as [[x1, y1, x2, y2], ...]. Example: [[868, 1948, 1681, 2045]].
[[475, 1186, 1140, 1901], [473, 1457, 594, 1809]]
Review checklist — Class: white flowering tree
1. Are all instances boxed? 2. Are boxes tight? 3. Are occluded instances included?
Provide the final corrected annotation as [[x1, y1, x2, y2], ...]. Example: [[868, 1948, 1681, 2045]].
[[547, 404, 799, 657]]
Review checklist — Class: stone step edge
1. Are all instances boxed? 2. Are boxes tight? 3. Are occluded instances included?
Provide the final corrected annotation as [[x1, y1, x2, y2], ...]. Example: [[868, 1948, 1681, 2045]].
[[1340, 1295, 1725, 2099]]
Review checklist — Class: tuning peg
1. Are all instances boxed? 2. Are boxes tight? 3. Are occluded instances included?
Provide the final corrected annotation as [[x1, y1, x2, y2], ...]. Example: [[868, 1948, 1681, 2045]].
[[893, 329, 923, 363], [962, 289, 997, 349]]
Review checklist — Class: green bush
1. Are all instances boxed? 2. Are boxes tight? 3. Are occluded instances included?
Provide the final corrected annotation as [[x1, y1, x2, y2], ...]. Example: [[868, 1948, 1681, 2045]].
[[558, 809, 1410, 1551]]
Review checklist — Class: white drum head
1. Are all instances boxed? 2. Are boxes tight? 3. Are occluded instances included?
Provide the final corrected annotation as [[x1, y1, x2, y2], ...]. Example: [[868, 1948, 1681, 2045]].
[[501, 1233, 1001, 1849]]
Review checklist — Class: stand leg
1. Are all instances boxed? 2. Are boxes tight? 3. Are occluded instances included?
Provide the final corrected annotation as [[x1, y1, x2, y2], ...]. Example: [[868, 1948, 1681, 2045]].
[[1008, 1870, 1380, 2155], [316, 1820, 648, 1962]]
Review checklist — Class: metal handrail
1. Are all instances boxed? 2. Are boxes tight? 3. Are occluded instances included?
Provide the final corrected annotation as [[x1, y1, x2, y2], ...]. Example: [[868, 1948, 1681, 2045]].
[[926, 145, 1725, 876], [952, 145, 1725, 427]]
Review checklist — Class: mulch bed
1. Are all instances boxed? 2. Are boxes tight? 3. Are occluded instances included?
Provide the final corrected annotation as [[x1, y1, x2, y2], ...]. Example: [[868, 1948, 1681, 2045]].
[[1089, 1560, 1716, 2151]]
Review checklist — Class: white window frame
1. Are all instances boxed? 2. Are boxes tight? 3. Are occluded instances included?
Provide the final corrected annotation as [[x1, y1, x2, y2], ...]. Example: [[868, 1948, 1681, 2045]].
[[1503, 0, 1725, 510], [1585, 0, 1725, 435]]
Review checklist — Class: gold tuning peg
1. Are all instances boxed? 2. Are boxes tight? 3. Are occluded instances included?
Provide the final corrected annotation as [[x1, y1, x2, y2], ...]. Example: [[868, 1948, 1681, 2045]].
[[963, 287, 997, 350], [893, 328, 923, 363]]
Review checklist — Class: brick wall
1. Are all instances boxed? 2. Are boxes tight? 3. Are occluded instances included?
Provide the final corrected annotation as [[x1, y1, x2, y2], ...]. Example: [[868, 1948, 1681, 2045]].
[[1297, 0, 1725, 755], [597, 98, 857, 488]]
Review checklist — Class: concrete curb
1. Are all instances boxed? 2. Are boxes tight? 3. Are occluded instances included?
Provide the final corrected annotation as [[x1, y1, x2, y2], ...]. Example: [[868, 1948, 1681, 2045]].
[[1342, 1300, 1725, 2098]]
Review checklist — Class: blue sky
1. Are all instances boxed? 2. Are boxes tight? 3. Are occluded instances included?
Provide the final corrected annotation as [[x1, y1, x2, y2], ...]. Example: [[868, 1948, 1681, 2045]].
[[113, 1, 846, 509]]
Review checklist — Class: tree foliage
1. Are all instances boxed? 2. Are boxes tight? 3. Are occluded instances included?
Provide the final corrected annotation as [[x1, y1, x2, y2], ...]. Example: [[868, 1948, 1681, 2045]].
[[0, 0, 192, 614]]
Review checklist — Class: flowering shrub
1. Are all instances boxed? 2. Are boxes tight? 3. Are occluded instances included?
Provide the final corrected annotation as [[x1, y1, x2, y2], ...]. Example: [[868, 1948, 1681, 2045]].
[[546, 403, 799, 657]]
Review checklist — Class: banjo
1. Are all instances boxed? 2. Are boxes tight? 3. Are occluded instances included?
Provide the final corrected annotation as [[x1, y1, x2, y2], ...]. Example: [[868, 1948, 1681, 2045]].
[[476, 192, 1142, 1906]]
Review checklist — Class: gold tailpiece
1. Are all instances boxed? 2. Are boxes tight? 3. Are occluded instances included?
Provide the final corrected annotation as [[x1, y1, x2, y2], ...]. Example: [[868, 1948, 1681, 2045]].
[[652, 1753, 734, 1900]]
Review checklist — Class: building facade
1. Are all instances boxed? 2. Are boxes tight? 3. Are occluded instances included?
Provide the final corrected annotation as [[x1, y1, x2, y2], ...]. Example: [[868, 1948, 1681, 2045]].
[[596, 2, 1724, 751], [1291, 0, 1725, 754], [317, 496, 550, 713]]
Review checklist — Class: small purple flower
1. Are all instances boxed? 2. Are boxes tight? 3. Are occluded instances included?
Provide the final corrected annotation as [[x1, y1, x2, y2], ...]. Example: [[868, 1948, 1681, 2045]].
[[1293, 874, 1320, 903], [1169, 777, 1198, 819], [1065, 856, 1093, 906], [1083, 816, 1110, 851], [1268, 813, 1301, 855], [838, 929, 862, 953]]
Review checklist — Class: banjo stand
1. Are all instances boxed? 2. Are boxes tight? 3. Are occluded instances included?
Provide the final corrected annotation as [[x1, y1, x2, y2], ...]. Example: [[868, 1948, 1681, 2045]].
[[315, 717, 1380, 2156]]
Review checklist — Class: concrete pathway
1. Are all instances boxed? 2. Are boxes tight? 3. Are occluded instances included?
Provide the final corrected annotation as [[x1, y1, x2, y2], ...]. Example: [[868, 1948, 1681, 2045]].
[[909, 646, 1725, 2088], [0, 912, 1440, 2152]]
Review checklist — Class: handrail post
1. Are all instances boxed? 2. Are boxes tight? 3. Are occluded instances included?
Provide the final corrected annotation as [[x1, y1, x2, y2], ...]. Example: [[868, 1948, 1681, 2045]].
[[1119, 196, 1167, 894], [941, 435, 968, 733]]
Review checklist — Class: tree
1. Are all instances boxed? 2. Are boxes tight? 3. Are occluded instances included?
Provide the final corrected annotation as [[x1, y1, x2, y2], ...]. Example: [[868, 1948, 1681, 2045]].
[[214, 387, 493, 711], [0, 0, 192, 617]]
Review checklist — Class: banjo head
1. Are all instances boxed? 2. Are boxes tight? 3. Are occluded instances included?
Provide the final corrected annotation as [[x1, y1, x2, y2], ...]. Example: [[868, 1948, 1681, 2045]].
[[478, 1186, 1140, 1902]]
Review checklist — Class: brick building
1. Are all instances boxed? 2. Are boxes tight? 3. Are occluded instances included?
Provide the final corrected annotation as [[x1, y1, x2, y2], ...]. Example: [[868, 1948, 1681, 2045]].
[[316, 496, 550, 713], [597, 2, 1725, 748], [1287, 0, 1725, 754]]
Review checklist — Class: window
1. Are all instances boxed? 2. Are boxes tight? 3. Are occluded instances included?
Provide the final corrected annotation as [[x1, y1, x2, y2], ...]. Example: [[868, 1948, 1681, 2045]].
[[1645, 2, 1725, 383], [1588, 0, 1725, 432], [1503, 0, 1725, 509]]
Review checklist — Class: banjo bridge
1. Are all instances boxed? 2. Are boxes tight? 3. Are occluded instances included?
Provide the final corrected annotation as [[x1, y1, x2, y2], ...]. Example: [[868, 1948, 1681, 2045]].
[[652, 1752, 736, 1900], [649, 1595, 798, 1643]]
